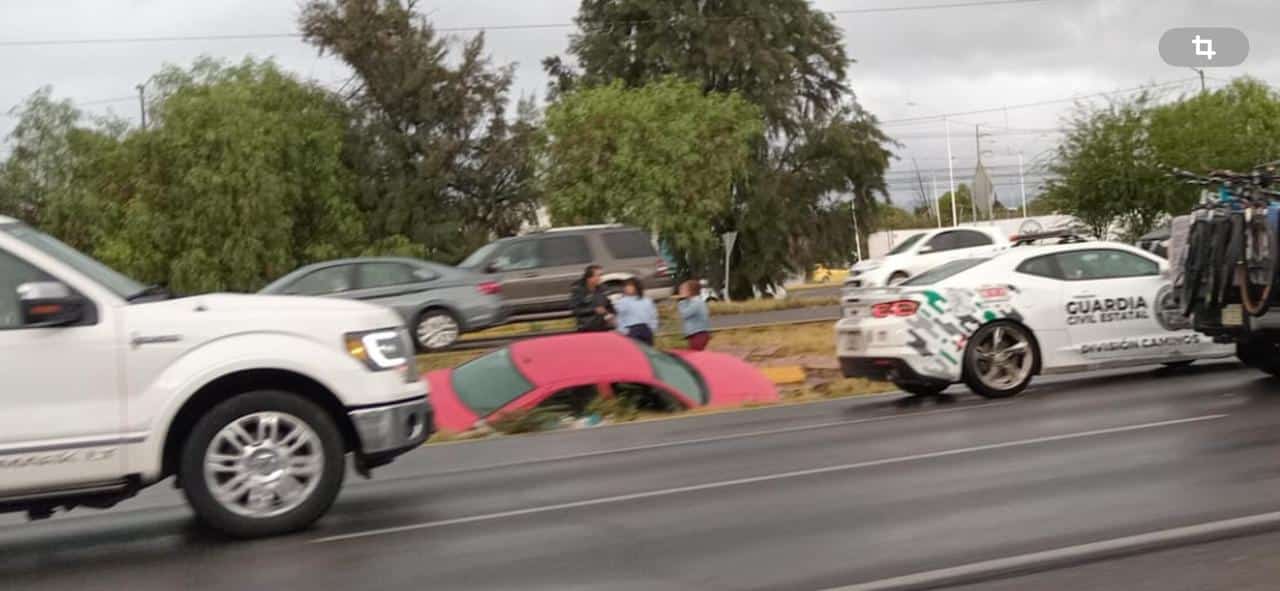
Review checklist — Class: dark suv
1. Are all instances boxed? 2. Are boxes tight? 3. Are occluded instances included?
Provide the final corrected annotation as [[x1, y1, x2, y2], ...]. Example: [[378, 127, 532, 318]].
[[458, 225, 674, 318]]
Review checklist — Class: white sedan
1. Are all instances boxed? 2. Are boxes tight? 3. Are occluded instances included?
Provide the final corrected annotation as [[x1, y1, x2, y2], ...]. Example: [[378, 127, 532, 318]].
[[835, 239, 1234, 398], [846, 226, 1008, 288]]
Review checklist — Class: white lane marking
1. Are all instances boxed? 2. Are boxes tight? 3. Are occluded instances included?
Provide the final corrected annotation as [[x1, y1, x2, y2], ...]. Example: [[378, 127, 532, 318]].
[[312, 414, 1226, 544], [417, 401, 1019, 477], [823, 509, 1280, 591]]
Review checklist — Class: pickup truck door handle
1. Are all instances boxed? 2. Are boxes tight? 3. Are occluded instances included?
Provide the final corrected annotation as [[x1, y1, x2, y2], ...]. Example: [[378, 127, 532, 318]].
[[520, 272, 538, 278]]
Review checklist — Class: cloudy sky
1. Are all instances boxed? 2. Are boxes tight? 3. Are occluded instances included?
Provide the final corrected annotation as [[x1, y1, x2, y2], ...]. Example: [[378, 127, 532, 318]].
[[0, 0, 1273, 209]]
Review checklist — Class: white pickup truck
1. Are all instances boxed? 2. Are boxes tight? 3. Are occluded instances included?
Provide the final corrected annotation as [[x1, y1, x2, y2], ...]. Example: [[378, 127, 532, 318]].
[[0, 215, 432, 538]]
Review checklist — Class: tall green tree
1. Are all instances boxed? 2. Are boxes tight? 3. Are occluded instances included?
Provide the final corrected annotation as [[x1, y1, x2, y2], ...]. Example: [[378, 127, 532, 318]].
[[547, 0, 893, 294], [2, 59, 368, 294], [544, 78, 762, 272], [301, 0, 542, 261], [0, 88, 83, 224], [1043, 92, 1175, 240]]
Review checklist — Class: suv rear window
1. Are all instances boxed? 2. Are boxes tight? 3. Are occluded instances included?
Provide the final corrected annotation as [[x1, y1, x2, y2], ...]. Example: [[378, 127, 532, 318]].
[[539, 235, 592, 266], [602, 230, 657, 259], [450, 348, 534, 416]]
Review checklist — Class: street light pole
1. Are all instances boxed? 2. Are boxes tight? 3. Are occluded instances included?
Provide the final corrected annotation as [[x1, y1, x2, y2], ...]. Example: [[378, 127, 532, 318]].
[[136, 84, 148, 130], [974, 124, 984, 222], [1018, 151, 1028, 218], [931, 174, 941, 228], [945, 116, 957, 227]]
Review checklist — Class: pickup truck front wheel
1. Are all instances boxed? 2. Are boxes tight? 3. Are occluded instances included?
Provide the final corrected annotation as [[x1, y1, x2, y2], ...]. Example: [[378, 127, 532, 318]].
[[180, 391, 345, 538]]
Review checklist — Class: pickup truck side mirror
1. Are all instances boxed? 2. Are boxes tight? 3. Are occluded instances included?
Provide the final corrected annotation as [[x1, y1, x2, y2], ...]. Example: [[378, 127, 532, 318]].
[[18, 281, 86, 327], [484, 262, 500, 274], [917, 245, 935, 254]]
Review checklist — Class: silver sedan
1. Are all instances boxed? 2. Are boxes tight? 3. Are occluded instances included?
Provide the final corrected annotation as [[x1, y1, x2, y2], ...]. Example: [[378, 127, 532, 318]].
[[260, 257, 506, 351]]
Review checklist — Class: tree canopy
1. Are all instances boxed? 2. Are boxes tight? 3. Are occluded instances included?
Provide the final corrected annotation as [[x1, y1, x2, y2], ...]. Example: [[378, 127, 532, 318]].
[[1, 59, 368, 294], [546, 0, 894, 294], [301, 0, 542, 262], [1043, 78, 1280, 240], [544, 78, 762, 272]]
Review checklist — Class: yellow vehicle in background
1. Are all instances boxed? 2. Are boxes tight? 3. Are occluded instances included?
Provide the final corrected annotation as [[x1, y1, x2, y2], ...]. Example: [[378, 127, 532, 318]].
[[812, 265, 849, 283]]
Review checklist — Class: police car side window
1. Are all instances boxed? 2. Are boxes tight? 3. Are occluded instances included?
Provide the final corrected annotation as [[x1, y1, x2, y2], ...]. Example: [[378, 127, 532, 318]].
[[1052, 249, 1158, 281], [1015, 255, 1061, 280]]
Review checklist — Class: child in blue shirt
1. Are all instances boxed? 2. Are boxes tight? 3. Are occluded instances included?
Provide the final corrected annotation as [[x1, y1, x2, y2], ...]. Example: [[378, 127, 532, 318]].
[[614, 278, 659, 345]]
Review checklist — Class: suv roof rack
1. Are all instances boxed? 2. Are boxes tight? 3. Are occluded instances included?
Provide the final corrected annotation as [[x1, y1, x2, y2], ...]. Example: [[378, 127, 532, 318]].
[[531, 223, 625, 234], [1010, 229, 1088, 246]]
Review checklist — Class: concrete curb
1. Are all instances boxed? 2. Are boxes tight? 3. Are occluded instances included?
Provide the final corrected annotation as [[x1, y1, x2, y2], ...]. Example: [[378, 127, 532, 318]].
[[825, 510, 1280, 591]]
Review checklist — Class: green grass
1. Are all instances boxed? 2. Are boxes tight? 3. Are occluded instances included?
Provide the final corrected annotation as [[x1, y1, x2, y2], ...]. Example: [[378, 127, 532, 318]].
[[459, 295, 840, 342]]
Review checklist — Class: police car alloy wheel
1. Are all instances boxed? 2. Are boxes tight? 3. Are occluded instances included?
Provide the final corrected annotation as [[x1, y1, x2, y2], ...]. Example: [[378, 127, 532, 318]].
[[962, 321, 1037, 398]]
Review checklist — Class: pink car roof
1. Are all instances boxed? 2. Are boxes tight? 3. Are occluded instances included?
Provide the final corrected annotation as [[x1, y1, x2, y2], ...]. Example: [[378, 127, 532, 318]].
[[508, 332, 654, 385]]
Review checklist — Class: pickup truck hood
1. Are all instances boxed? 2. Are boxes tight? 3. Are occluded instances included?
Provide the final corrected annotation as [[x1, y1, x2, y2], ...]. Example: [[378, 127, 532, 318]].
[[123, 293, 403, 347]]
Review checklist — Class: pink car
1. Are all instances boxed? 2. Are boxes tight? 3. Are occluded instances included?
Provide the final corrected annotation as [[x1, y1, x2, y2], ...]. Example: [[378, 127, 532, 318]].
[[427, 332, 779, 432]]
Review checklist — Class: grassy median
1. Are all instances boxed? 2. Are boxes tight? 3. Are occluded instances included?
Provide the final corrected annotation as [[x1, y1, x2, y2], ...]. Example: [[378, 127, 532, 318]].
[[459, 295, 840, 342]]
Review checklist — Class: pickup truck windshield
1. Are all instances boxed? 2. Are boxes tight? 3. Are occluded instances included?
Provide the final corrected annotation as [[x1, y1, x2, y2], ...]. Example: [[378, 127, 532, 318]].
[[2, 223, 146, 300]]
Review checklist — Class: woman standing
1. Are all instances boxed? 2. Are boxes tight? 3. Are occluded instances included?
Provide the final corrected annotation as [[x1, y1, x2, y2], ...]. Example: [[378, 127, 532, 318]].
[[570, 265, 614, 332], [613, 278, 659, 345], [677, 279, 712, 351]]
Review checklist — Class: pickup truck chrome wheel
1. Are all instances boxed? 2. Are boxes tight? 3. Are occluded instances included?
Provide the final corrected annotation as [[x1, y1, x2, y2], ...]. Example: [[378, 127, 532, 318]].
[[204, 412, 323, 519], [181, 391, 345, 538], [962, 322, 1037, 399], [416, 311, 460, 351]]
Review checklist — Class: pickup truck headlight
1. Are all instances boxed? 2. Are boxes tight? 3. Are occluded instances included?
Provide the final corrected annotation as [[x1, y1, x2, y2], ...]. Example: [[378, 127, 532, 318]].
[[345, 328, 412, 376]]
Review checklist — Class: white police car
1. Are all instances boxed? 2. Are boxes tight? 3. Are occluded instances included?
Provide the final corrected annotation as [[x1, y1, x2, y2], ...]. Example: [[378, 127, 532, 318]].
[[836, 233, 1234, 398]]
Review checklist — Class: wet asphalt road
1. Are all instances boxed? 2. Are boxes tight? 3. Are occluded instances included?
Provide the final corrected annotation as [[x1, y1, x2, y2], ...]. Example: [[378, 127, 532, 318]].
[[7, 361, 1280, 590]]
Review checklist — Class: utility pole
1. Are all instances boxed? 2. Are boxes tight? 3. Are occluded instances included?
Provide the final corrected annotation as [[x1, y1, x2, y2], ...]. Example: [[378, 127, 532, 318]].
[[851, 202, 863, 262], [945, 116, 957, 227], [136, 84, 148, 130], [1192, 68, 1206, 93], [1018, 151, 1028, 218], [973, 124, 983, 223], [931, 174, 941, 228]]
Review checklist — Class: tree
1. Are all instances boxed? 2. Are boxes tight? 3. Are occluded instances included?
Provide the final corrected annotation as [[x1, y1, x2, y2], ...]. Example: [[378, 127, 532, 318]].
[[547, 0, 893, 295], [934, 184, 977, 225], [544, 78, 762, 274], [1042, 92, 1177, 240], [0, 88, 83, 224], [1040, 78, 1280, 241], [301, 0, 542, 262], [97, 59, 365, 293]]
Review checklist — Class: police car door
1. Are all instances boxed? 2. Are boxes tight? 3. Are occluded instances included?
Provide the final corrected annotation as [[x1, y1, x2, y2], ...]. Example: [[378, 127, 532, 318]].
[[1056, 248, 1166, 364]]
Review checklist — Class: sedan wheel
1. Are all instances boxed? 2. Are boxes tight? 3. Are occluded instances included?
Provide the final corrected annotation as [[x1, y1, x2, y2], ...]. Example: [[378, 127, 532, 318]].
[[417, 310, 460, 351], [963, 322, 1037, 398]]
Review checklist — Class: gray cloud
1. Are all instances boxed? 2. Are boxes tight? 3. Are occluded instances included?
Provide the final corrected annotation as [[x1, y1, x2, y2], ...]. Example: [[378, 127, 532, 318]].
[[1, 0, 1274, 205]]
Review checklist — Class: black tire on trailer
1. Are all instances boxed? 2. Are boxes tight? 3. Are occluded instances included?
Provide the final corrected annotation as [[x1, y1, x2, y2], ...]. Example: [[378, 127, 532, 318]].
[[1182, 218, 1209, 317], [180, 390, 346, 539], [1237, 339, 1280, 376], [1239, 213, 1277, 317], [1208, 214, 1239, 309]]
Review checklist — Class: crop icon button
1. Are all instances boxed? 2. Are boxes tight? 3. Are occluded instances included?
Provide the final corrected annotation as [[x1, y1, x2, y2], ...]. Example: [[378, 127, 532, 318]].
[[1161, 28, 1248, 67]]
